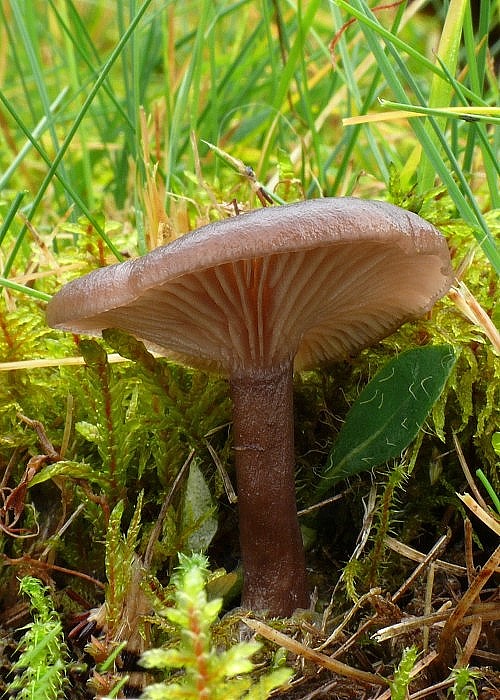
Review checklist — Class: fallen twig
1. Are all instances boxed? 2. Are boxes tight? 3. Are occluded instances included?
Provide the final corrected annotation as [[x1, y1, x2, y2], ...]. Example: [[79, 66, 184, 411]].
[[243, 617, 388, 687]]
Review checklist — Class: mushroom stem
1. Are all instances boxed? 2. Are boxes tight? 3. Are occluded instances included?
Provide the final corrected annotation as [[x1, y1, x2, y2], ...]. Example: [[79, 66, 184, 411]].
[[230, 360, 309, 616]]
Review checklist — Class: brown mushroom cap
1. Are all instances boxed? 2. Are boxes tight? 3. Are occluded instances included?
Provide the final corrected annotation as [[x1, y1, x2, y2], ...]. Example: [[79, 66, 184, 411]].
[[46, 197, 453, 373]]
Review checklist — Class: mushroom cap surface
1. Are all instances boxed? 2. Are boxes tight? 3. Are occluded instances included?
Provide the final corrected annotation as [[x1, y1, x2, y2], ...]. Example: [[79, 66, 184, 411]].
[[46, 197, 453, 373]]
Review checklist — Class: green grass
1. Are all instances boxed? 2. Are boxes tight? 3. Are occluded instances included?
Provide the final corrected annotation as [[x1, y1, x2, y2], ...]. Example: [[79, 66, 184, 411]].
[[1, 1, 498, 285]]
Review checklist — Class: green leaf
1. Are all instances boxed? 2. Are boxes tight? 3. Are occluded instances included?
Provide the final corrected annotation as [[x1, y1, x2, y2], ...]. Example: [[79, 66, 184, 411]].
[[318, 345, 457, 492], [492, 433, 500, 457], [216, 641, 261, 677], [244, 668, 293, 700], [75, 420, 100, 444], [28, 460, 108, 489], [181, 460, 218, 552]]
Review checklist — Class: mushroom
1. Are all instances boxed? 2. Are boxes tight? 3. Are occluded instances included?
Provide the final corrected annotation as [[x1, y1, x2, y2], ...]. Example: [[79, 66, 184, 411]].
[[46, 197, 453, 616]]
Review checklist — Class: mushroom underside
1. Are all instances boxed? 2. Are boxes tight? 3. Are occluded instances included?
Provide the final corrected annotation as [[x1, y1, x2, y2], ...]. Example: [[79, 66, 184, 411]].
[[51, 240, 449, 374]]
